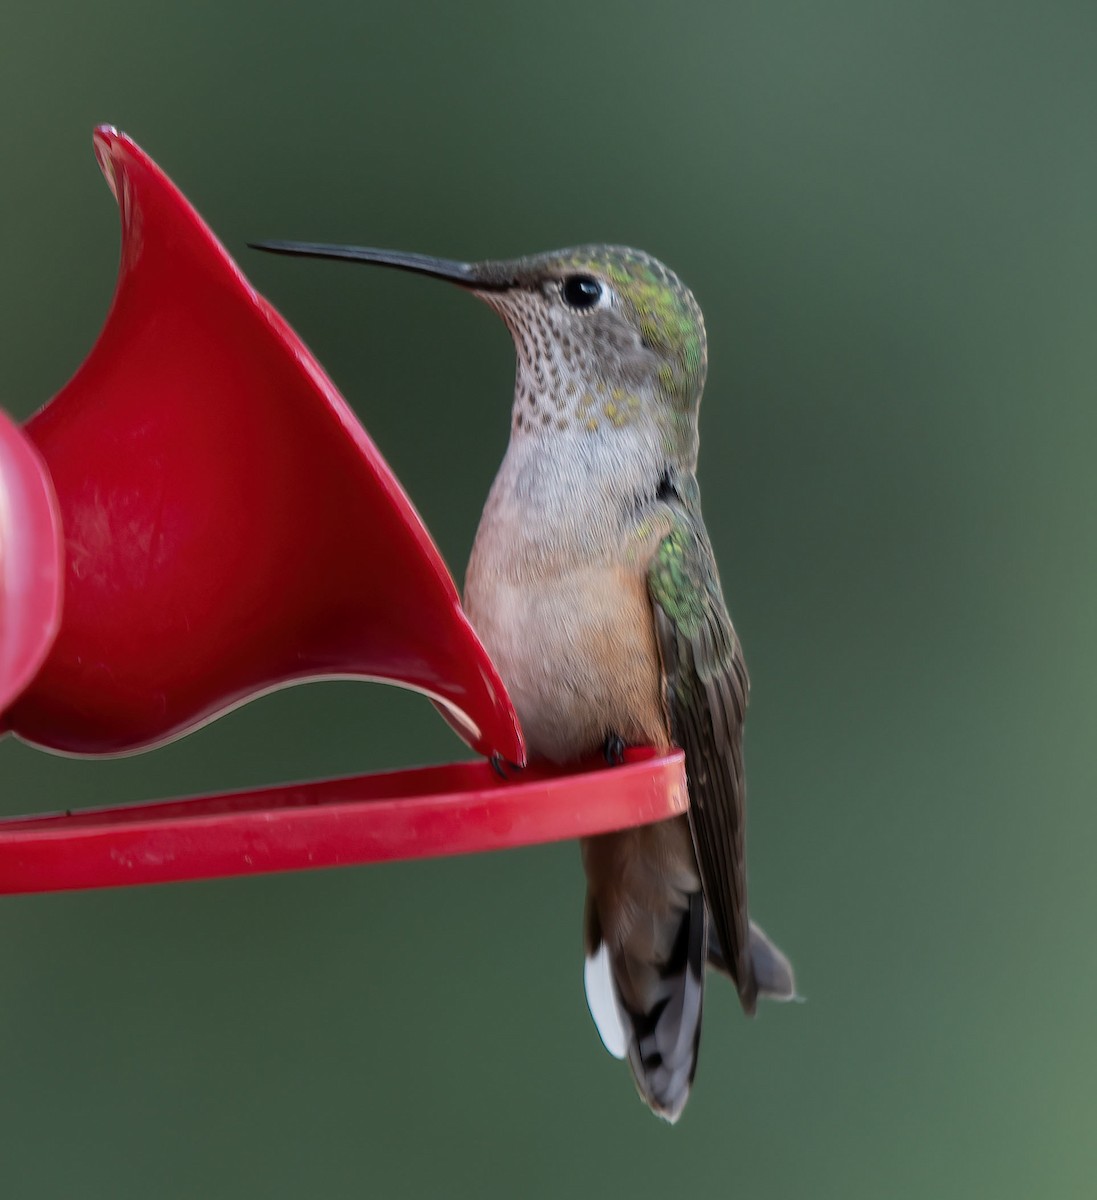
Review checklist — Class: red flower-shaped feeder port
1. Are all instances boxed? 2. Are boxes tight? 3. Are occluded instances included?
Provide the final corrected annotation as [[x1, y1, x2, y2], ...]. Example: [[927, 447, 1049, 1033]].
[[0, 128, 686, 894]]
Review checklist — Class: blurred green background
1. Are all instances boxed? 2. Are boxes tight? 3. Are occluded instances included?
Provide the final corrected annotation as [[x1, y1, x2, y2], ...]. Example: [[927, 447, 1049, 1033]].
[[3, 1, 1097, 1196]]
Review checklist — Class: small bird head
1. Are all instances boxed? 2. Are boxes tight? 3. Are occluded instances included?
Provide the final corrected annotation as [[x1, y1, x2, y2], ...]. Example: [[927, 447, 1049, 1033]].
[[251, 240, 707, 464]]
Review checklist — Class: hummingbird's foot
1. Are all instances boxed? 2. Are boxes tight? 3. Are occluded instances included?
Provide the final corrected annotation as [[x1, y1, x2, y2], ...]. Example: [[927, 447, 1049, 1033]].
[[603, 733, 627, 767], [490, 752, 511, 780]]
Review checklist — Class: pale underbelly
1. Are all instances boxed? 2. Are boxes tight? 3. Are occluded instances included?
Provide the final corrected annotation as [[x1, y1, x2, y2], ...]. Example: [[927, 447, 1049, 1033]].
[[467, 563, 669, 764]]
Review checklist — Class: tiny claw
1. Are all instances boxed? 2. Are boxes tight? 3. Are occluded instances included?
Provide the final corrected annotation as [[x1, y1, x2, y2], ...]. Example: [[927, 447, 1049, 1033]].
[[490, 752, 515, 780], [603, 733, 627, 767]]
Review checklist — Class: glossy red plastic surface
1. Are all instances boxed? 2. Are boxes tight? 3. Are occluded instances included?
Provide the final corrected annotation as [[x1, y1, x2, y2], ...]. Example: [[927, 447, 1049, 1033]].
[[0, 410, 63, 715], [0, 129, 691, 895], [4, 127, 522, 763], [0, 748, 686, 893]]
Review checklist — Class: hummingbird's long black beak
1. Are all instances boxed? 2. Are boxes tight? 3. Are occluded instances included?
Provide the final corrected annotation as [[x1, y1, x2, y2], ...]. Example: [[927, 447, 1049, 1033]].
[[248, 241, 514, 290]]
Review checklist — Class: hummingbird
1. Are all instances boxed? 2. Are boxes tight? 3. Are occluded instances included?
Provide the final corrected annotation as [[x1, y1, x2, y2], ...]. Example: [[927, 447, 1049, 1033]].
[[252, 238, 796, 1121]]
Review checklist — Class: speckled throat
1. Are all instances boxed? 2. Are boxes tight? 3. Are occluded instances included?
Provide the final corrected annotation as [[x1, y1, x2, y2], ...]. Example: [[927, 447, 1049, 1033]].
[[480, 288, 660, 438]]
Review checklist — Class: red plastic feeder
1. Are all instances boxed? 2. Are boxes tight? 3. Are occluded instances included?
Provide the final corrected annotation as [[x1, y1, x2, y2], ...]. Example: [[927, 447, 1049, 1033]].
[[0, 127, 687, 893]]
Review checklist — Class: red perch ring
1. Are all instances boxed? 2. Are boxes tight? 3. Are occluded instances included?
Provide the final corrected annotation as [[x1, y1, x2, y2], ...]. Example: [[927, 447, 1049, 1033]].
[[0, 748, 687, 894]]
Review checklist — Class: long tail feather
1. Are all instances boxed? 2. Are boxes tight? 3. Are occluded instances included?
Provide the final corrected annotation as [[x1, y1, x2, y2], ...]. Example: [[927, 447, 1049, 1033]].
[[585, 892, 707, 1123]]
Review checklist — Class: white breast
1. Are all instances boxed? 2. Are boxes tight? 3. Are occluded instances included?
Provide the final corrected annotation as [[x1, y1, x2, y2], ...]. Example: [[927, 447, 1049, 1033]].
[[465, 428, 669, 763]]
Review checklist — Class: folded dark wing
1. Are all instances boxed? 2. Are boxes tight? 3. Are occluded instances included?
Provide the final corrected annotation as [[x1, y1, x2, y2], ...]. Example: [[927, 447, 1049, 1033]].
[[648, 516, 757, 1013]]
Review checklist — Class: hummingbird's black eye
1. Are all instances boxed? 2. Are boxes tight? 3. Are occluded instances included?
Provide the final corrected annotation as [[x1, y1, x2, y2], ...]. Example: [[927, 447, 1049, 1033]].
[[561, 275, 603, 310]]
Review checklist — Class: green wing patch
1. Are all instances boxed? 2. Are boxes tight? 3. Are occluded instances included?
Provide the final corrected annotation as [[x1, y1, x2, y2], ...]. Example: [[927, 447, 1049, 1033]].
[[648, 514, 757, 1013]]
